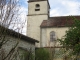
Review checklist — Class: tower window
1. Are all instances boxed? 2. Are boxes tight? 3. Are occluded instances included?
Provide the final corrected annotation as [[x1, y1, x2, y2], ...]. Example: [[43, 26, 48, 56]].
[[36, 4, 40, 8], [50, 31, 56, 42], [35, 4, 40, 11]]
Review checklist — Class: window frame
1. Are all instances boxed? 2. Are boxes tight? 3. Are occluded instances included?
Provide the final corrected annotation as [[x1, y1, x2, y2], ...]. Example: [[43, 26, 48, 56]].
[[35, 4, 40, 11], [50, 31, 55, 42]]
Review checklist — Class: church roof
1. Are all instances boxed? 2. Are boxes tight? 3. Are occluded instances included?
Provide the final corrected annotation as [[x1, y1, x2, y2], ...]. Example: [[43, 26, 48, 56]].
[[40, 16, 80, 28]]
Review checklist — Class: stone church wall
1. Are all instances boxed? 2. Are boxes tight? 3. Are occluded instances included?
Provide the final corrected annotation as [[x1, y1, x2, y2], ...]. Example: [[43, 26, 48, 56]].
[[27, 15, 48, 47], [28, 1, 49, 15], [41, 27, 69, 47], [27, 0, 49, 47]]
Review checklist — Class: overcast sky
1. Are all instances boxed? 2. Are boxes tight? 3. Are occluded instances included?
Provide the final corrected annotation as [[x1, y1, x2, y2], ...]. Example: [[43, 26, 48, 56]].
[[19, 0, 80, 35]]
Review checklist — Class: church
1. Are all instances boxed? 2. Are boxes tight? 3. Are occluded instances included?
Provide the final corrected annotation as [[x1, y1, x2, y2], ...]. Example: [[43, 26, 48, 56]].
[[27, 0, 80, 47]]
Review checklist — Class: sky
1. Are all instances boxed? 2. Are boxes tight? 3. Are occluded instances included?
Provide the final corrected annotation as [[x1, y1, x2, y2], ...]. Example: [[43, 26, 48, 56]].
[[49, 0, 80, 16], [19, 0, 80, 35], [20, 0, 80, 17]]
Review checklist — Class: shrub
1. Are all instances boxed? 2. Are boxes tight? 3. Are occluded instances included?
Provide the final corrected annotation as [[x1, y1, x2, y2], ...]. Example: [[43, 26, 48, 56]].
[[35, 48, 50, 60]]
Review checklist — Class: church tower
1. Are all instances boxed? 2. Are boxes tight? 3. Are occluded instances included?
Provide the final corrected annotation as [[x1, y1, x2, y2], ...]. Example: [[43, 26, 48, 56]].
[[27, 0, 50, 47]]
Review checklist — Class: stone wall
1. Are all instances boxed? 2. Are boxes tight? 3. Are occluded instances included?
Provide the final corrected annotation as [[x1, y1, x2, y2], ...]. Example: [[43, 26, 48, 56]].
[[27, 1, 49, 47], [41, 27, 69, 47], [1, 35, 35, 60]]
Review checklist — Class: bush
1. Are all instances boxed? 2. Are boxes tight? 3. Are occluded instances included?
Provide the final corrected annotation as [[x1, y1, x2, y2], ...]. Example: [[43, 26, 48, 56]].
[[35, 48, 50, 60]]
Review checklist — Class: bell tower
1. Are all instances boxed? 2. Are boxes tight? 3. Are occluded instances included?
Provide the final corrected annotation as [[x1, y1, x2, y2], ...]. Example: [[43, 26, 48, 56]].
[[27, 0, 50, 47]]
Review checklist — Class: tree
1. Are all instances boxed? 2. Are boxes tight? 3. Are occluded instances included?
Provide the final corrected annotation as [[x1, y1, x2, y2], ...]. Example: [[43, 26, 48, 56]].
[[59, 17, 80, 59], [0, 0, 26, 60]]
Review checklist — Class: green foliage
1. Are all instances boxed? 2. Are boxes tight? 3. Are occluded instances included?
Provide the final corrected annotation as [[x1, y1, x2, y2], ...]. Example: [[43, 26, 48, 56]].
[[59, 17, 80, 55], [35, 48, 50, 60], [18, 48, 34, 60]]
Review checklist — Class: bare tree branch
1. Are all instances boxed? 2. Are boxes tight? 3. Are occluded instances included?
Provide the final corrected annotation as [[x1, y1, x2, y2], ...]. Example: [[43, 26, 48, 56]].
[[0, 0, 26, 60]]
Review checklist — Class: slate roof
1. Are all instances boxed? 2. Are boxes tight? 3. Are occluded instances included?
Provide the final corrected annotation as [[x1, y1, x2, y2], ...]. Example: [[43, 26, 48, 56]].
[[40, 16, 80, 28], [0, 26, 39, 43]]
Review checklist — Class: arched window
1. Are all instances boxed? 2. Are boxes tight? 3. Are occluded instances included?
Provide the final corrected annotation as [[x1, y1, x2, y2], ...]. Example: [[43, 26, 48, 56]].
[[50, 31, 55, 42], [36, 4, 40, 8], [35, 4, 40, 11]]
